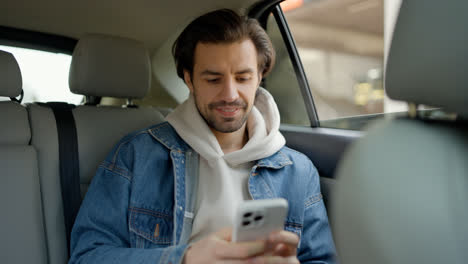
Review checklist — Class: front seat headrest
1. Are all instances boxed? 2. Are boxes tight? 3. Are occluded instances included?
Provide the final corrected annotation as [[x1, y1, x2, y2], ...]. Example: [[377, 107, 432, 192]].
[[385, 0, 468, 117]]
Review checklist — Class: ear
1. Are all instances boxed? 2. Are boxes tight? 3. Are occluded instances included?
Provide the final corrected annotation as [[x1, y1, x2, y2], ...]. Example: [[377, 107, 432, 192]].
[[257, 73, 263, 87], [184, 70, 194, 93]]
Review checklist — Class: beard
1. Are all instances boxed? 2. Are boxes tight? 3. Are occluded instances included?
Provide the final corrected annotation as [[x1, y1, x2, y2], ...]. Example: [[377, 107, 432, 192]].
[[193, 91, 251, 133]]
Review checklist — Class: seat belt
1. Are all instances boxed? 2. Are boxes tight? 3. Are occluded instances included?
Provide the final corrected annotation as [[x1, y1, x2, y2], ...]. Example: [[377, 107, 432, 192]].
[[40, 102, 81, 256]]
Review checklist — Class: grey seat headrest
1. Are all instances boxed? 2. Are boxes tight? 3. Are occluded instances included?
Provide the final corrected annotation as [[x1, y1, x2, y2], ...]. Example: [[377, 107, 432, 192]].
[[69, 34, 151, 99], [0, 50, 22, 97], [386, 0, 468, 117]]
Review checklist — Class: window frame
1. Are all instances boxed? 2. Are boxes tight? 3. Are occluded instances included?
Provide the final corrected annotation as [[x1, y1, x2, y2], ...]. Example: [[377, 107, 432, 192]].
[[0, 25, 76, 55], [249, 2, 320, 127], [270, 6, 320, 128]]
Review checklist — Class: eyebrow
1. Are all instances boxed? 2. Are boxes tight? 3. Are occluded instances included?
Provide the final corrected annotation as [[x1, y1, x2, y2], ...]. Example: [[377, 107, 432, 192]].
[[236, 68, 254, 75], [201, 70, 223, 76], [200, 68, 255, 76]]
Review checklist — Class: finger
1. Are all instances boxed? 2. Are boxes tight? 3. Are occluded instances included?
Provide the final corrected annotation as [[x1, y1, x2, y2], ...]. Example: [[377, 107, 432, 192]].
[[215, 240, 266, 259], [273, 243, 296, 257], [248, 256, 300, 264], [268, 231, 299, 248], [220, 260, 258, 264], [214, 227, 233, 241]]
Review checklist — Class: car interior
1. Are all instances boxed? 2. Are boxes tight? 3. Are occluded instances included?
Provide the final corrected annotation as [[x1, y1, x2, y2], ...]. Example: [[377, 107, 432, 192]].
[[1, 0, 466, 263]]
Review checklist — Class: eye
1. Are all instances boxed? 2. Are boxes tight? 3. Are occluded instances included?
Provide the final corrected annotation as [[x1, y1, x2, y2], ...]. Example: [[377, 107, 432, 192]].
[[237, 77, 251, 82], [206, 78, 220, 83]]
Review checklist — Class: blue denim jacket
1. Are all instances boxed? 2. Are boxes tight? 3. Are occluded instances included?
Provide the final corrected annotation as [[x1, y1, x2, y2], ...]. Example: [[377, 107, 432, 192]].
[[69, 122, 336, 264]]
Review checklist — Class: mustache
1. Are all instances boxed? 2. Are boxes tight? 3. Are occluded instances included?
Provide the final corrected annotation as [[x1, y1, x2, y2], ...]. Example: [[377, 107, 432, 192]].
[[208, 100, 248, 110]]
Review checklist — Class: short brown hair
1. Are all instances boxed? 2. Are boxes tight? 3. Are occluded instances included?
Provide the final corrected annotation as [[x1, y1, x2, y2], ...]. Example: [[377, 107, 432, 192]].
[[172, 9, 275, 80]]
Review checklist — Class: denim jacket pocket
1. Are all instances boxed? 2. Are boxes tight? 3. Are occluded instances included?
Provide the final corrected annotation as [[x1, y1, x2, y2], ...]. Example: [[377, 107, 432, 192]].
[[129, 207, 173, 248], [284, 222, 303, 248]]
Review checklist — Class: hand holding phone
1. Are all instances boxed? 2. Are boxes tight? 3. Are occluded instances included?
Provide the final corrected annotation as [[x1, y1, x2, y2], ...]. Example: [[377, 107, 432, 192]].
[[232, 198, 288, 242], [184, 199, 297, 264]]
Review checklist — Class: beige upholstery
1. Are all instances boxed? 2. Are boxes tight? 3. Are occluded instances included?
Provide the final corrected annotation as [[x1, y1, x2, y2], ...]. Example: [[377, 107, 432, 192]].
[[28, 104, 68, 264], [0, 102, 30, 144], [385, 0, 468, 117], [29, 33, 165, 264], [0, 51, 48, 264], [333, 119, 468, 263], [333, 1, 468, 263], [28, 103, 165, 263], [0, 147, 48, 264], [73, 105, 164, 196], [0, 50, 28, 146], [69, 34, 151, 99], [0, 50, 22, 98]]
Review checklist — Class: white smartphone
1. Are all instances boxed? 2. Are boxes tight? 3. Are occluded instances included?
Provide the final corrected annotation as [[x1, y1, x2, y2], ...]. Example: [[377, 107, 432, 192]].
[[232, 198, 289, 242]]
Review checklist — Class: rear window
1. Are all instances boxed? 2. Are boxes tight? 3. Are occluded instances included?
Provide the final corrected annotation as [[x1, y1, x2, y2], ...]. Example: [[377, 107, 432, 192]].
[[0, 45, 82, 104]]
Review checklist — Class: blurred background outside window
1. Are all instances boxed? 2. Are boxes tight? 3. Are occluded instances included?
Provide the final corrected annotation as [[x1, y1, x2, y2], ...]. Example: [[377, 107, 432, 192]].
[[281, 0, 406, 126], [0, 45, 82, 104]]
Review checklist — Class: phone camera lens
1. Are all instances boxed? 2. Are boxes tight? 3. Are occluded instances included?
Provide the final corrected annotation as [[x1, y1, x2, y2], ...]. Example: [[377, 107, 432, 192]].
[[242, 221, 251, 226], [254, 215, 263, 221], [244, 212, 252, 218]]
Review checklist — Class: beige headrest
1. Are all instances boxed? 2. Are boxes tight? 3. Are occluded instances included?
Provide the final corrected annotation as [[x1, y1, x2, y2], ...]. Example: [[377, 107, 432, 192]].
[[69, 34, 151, 99], [386, 0, 468, 117], [0, 50, 22, 97]]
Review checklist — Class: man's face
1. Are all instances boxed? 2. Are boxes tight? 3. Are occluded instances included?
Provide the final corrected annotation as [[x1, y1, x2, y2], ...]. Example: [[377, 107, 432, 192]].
[[184, 39, 261, 133]]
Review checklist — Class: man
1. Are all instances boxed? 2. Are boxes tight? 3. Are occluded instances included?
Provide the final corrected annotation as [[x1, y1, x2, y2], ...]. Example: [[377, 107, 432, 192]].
[[70, 9, 336, 264]]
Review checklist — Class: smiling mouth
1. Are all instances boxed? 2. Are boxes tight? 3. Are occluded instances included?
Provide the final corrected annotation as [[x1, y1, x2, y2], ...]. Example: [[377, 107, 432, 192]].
[[209, 99, 247, 118], [216, 107, 240, 117]]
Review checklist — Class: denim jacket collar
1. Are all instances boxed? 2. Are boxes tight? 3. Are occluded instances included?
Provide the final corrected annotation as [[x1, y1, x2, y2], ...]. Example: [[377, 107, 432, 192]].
[[148, 122, 190, 152], [256, 150, 293, 169]]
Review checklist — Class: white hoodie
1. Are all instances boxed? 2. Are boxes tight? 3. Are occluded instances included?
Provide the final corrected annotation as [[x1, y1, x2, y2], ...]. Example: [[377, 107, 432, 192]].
[[166, 88, 285, 242]]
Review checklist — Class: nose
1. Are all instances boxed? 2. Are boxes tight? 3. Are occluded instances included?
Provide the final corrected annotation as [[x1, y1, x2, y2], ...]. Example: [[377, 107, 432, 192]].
[[219, 78, 239, 102]]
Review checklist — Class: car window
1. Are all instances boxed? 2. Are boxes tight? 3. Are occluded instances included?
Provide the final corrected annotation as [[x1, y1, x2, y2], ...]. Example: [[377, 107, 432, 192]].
[[263, 0, 410, 130], [278, 0, 458, 129], [0, 45, 82, 104], [280, 0, 390, 129], [263, 13, 311, 127]]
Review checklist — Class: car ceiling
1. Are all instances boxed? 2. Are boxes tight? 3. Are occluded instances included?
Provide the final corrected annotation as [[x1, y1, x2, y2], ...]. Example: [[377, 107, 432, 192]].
[[0, 0, 262, 52]]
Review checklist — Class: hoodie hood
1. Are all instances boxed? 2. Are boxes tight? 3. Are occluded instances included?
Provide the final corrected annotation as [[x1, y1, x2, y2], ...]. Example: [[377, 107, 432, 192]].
[[166, 87, 285, 166]]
